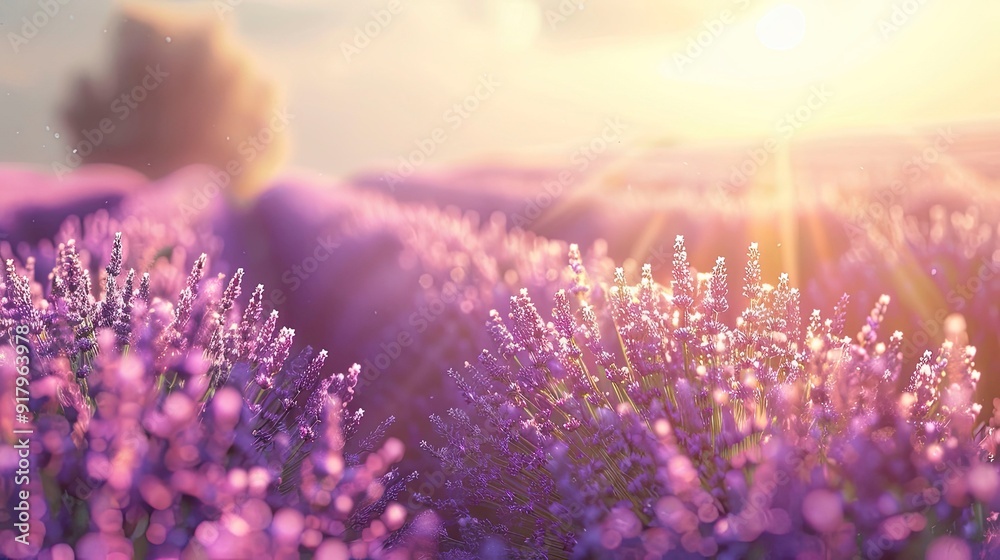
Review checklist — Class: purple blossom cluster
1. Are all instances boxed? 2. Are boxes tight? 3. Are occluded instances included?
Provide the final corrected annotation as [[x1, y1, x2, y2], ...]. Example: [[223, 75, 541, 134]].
[[809, 203, 1000, 407], [0, 231, 437, 559], [217, 181, 616, 466], [423, 236, 1000, 558]]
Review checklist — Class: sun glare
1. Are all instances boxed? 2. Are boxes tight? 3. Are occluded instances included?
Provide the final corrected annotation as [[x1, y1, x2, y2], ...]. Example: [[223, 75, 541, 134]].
[[756, 4, 807, 51]]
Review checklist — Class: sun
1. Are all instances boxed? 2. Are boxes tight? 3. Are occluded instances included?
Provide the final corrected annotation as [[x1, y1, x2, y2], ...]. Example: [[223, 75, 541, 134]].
[[756, 4, 807, 51]]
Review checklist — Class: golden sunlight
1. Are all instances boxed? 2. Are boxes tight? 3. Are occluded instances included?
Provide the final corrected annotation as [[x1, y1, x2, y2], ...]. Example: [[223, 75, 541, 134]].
[[755, 3, 807, 51]]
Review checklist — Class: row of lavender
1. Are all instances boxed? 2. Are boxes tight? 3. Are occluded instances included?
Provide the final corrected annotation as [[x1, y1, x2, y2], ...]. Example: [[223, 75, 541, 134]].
[[0, 223, 440, 558], [1, 174, 999, 558], [427, 239, 1000, 558]]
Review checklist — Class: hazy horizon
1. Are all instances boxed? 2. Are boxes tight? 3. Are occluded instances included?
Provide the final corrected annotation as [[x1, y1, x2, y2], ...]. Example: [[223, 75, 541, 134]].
[[2, 0, 999, 179]]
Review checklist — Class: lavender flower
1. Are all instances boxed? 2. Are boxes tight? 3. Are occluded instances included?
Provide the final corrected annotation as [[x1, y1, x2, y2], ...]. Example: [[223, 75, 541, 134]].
[[424, 239, 1000, 558], [812, 203, 1000, 416], [0, 232, 434, 558]]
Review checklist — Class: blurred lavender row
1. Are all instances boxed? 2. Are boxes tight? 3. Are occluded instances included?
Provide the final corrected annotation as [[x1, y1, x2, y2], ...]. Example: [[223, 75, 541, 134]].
[[0, 223, 437, 558], [426, 239, 999, 558]]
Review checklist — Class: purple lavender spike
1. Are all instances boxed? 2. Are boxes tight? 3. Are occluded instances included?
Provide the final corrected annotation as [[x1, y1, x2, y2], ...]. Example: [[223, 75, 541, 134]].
[[106, 231, 123, 278], [743, 242, 762, 303], [552, 289, 576, 341], [218, 267, 244, 316], [831, 293, 850, 338], [255, 326, 294, 390], [671, 235, 694, 310], [334, 362, 360, 407], [290, 348, 328, 405], [859, 294, 890, 347], [706, 256, 729, 315], [239, 283, 265, 352], [508, 289, 554, 364], [251, 309, 279, 362], [121, 268, 135, 311], [138, 272, 150, 304], [487, 308, 519, 358], [4, 259, 39, 331]]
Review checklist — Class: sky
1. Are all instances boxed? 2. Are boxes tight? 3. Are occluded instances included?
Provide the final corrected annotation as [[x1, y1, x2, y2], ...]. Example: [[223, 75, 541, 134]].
[[1, 0, 998, 179]]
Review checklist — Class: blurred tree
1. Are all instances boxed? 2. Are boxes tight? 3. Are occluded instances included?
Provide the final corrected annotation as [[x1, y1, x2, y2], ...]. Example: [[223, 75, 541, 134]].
[[61, 1, 286, 201]]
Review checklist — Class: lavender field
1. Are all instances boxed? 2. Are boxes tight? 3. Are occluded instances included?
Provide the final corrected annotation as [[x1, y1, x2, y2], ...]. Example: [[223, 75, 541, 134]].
[[1, 2, 1000, 559]]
